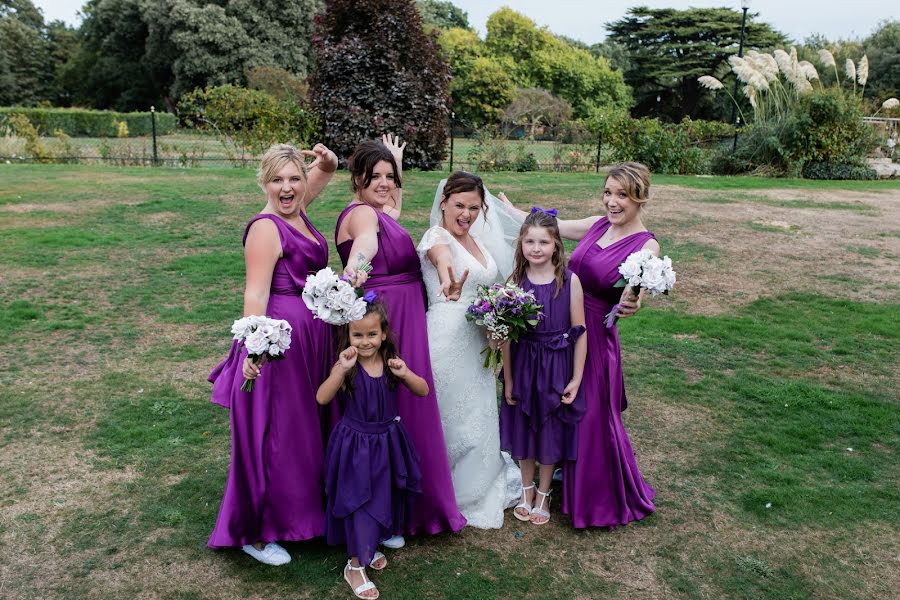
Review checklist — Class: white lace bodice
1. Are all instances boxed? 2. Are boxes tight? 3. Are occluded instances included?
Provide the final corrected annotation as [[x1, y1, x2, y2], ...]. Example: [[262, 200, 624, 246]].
[[418, 226, 500, 308]]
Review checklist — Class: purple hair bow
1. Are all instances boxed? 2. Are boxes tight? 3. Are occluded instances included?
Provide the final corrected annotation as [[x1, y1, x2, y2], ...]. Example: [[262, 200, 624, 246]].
[[530, 206, 558, 217], [363, 290, 377, 303]]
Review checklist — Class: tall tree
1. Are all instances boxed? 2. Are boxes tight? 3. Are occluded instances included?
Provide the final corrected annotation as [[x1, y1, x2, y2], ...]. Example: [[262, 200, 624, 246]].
[[417, 0, 469, 30], [0, 0, 53, 105], [485, 7, 630, 119], [607, 7, 786, 120], [863, 20, 900, 101], [71, 0, 323, 111], [310, 0, 451, 168]]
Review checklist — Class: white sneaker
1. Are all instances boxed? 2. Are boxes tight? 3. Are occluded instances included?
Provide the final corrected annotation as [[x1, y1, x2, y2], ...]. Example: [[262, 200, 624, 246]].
[[242, 542, 291, 565], [381, 535, 405, 549]]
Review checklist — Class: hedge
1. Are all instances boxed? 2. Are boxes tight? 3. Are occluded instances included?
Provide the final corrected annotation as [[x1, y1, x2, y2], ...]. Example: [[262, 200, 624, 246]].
[[0, 107, 177, 137]]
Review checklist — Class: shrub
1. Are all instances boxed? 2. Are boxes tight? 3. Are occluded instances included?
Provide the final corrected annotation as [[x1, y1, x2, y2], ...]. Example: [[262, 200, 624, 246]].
[[310, 0, 451, 169], [245, 66, 309, 104], [178, 85, 320, 162], [801, 161, 878, 180], [605, 117, 707, 175], [0, 107, 176, 137]]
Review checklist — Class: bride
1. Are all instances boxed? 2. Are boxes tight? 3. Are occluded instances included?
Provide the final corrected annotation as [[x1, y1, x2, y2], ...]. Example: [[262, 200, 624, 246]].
[[417, 171, 522, 528]]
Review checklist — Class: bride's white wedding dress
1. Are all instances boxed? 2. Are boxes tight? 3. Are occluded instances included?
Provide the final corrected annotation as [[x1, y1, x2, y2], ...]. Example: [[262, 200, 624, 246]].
[[418, 226, 521, 529]]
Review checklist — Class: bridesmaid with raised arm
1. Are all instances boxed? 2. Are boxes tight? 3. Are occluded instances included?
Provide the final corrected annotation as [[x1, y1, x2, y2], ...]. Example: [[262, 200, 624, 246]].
[[499, 162, 657, 529], [208, 143, 339, 563], [334, 135, 467, 546]]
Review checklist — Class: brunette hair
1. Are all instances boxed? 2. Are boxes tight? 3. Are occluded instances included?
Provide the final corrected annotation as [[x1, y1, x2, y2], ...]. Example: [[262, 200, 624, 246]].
[[508, 209, 567, 298], [257, 143, 309, 198], [440, 171, 488, 221], [348, 140, 402, 195], [605, 162, 651, 205], [334, 301, 400, 393]]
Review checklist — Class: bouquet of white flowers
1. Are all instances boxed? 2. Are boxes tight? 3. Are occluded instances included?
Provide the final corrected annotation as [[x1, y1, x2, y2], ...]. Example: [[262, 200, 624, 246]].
[[302, 265, 374, 326], [605, 250, 676, 328], [230, 315, 293, 391]]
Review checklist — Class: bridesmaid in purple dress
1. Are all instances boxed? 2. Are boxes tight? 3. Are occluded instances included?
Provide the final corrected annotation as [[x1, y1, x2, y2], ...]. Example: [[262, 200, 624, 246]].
[[207, 143, 338, 564], [499, 162, 658, 528], [335, 137, 467, 544]]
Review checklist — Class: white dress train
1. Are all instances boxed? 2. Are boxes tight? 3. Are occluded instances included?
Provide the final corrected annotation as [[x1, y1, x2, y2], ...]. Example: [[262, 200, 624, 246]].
[[418, 226, 521, 529]]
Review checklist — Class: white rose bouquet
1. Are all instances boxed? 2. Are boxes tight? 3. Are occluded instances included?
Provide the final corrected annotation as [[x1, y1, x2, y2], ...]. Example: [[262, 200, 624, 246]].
[[605, 250, 676, 328], [230, 315, 293, 391], [302, 263, 374, 326]]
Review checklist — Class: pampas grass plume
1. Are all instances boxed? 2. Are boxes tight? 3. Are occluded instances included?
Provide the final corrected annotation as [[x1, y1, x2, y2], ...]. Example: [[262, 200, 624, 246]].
[[698, 76, 724, 91], [817, 49, 836, 68], [858, 55, 868, 86], [883, 98, 899, 110], [845, 58, 856, 81]]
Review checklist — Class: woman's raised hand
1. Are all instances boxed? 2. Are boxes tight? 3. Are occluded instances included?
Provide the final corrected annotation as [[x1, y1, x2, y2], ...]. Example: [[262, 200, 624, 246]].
[[338, 346, 358, 370], [381, 133, 406, 166], [302, 143, 338, 173], [440, 265, 469, 301]]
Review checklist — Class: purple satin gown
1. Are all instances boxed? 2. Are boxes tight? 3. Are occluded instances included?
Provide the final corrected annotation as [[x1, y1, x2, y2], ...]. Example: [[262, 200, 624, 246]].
[[562, 217, 656, 529], [336, 204, 467, 536], [500, 271, 586, 464], [324, 367, 422, 566], [207, 213, 333, 547]]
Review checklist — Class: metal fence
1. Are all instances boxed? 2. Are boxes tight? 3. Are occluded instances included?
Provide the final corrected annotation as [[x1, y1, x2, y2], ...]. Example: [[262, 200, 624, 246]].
[[0, 110, 609, 171]]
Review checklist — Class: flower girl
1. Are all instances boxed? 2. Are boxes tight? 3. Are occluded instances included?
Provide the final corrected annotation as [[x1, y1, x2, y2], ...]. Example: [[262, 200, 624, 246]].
[[316, 301, 427, 599], [500, 208, 587, 525]]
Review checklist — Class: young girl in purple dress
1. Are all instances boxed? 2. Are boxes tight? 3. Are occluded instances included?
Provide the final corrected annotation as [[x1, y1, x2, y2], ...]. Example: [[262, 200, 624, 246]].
[[500, 208, 587, 525], [316, 302, 428, 600]]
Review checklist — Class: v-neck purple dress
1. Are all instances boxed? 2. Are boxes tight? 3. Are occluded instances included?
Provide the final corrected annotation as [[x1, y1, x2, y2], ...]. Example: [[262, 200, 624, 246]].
[[207, 213, 333, 547], [335, 204, 467, 536], [562, 217, 656, 529]]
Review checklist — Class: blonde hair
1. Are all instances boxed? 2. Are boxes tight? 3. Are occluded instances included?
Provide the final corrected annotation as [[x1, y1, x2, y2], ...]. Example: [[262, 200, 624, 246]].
[[606, 162, 651, 205], [257, 144, 309, 196]]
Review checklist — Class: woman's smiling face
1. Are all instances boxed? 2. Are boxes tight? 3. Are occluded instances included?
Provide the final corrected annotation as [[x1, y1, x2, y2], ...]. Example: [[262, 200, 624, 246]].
[[264, 161, 306, 217], [357, 160, 397, 207], [603, 176, 641, 226]]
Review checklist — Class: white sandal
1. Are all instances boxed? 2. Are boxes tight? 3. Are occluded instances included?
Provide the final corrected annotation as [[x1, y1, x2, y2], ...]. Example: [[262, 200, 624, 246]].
[[344, 560, 379, 599], [369, 551, 387, 571], [531, 489, 551, 525], [514, 484, 535, 522]]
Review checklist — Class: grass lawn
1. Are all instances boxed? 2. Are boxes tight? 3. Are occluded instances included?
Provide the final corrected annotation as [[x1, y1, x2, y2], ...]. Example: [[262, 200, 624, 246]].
[[1, 164, 898, 599]]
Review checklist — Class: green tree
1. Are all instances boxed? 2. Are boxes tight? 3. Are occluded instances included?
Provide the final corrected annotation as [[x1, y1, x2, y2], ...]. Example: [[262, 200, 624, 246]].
[[310, 0, 450, 168], [70, 0, 323, 111], [863, 20, 900, 101], [607, 7, 786, 120], [0, 0, 53, 105], [485, 7, 630, 118], [417, 0, 469, 30], [438, 27, 514, 127]]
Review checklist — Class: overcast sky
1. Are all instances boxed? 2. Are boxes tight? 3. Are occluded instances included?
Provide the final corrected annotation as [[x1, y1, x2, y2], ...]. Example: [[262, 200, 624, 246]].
[[32, 0, 894, 44]]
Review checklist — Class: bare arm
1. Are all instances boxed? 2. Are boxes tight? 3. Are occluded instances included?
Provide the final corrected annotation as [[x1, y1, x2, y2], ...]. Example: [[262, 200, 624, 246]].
[[502, 342, 515, 405], [387, 357, 429, 396], [381, 133, 406, 220], [343, 205, 380, 276], [243, 219, 281, 316], [300, 143, 338, 210], [316, 347, 358, 405], [425, 244, 469, 301], [316, 363, 349, 405], [496, 192, 600, 241], [562, 274, 587, 404]]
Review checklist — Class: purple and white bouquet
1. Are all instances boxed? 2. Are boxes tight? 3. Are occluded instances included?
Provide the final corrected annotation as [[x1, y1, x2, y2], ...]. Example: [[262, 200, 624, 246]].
[[302, 265, 375, 326], [606, 249, 676, 328], [230, 315, 293, 392], [466, 282, 544, 370]]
